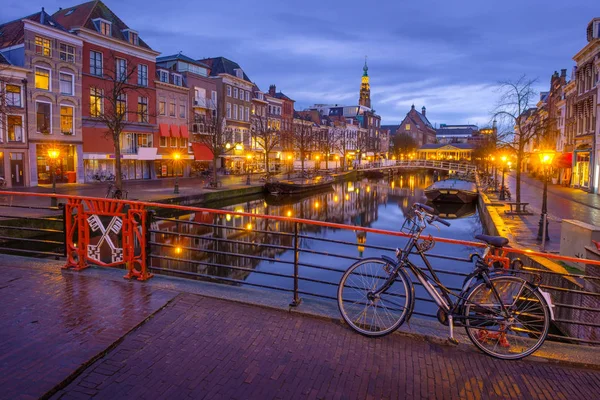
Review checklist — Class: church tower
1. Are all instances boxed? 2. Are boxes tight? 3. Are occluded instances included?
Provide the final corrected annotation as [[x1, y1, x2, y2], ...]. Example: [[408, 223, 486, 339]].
[[358, 57, 371, 108]]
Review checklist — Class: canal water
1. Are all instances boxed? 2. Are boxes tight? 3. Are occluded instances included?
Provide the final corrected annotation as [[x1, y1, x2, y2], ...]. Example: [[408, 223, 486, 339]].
[[152, 171, 486, 317]]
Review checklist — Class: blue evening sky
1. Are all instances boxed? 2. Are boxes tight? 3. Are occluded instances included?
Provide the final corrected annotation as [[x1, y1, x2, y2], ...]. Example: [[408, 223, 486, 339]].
[[2, 0, 597, 127]]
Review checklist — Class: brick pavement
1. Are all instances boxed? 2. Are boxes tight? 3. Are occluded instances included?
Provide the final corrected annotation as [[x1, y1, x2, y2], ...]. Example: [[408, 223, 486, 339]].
[[0, 265, 176, 400], [52, 293, 600, 400]]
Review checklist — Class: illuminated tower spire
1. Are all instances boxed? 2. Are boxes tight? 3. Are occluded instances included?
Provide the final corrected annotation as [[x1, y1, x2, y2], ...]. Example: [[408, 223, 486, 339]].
[[359, 56, 371, 108]]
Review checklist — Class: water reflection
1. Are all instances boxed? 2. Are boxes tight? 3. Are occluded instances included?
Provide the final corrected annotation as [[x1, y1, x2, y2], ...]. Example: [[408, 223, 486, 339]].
[[151, 172, 484, 304]]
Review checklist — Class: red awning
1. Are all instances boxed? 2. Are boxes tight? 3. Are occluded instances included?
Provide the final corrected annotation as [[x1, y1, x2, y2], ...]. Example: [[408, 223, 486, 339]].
[[159, 124, 170, 137], [192, 143, 213, 161], [170, 125, 180, 138], [555, 152, 573, 168], [180, 125, 189, 139]]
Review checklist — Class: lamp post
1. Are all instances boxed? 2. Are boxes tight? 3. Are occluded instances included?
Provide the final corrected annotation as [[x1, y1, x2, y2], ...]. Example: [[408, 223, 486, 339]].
[[47, 148, 60, 207], [246, 154, 252, 185], [499, 155, 507, 200], [173, 152, 181, 194], [490, 156, 497, 190], [537, 150, 555, 249], [287, 154, 293, 179], [315, 155, 320, 172]]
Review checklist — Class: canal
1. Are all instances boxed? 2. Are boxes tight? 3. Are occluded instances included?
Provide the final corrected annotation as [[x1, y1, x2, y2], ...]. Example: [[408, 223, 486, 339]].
[[152, 171, 486, 316]]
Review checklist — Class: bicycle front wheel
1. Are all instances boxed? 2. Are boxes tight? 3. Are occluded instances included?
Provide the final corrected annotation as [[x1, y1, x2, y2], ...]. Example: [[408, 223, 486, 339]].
[[464, 276, 550, 359], [337, 258, 411, 337]]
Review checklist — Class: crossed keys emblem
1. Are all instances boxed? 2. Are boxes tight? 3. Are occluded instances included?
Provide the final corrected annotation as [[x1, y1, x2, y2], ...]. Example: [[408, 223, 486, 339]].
[[87, 214, 124, 263]]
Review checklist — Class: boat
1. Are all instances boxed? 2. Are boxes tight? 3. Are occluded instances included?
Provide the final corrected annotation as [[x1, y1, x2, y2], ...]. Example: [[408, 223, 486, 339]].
[[428, 201, 477, 219], [264, 177, 334, 195], [424, 179, 478, 204], [362, 170, 385, 179]]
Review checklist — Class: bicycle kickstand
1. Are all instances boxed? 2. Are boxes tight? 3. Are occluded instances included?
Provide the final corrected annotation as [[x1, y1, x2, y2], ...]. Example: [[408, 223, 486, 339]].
[[447, 315, 459, 345]]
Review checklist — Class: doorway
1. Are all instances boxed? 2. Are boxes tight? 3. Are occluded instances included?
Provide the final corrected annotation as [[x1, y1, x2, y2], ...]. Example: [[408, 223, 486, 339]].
[[10, 153, 24, 187]]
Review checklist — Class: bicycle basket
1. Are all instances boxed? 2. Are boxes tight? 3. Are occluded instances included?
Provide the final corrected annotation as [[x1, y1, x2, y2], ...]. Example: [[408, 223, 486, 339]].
[[400, 214, 420, 235]]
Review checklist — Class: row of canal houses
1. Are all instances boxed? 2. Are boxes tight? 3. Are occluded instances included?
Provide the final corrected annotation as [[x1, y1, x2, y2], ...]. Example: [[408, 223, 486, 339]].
[[0, 1, 386, 188], [523, 18, 600, 193]]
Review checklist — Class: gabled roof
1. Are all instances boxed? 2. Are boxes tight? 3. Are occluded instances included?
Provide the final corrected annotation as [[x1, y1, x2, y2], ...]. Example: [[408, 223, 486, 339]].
[[53, 1, 154, 50], [0, 52, 10, 65], [157, 53, 210, 69], [199, 57, 251, 82], [274, 91, 294, 102], [414, 110, 434, 129], [0, 9, 70, 48]]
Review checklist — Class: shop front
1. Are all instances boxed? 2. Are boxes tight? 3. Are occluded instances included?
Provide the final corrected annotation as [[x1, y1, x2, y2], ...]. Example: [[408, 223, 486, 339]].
[[573, 149, 591, 190], [83, 150, 156, 182], [34, 143, 80, 185]]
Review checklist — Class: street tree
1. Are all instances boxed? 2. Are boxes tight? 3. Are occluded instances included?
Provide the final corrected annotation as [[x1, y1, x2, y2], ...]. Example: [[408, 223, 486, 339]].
[[89, 52, 153, 191], [321, 123, 340, 171], [292, 113, 317, 174], [391, 133, 418, 158], [493, 76, 549, 203], [252, 113, 280, 176], [334, 127, 355, 172]]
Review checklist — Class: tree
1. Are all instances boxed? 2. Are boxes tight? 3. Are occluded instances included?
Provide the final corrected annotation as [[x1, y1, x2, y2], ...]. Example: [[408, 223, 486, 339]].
[[391, 133, 418, 158], [493, 76, 549, 203], [321, 123, 340, 171], [89, 52, 153, 191], [252, 113, 280, 176], [292, 113, 317, 174], [192, 105, 236, 187], [334, 127, 354, 171]]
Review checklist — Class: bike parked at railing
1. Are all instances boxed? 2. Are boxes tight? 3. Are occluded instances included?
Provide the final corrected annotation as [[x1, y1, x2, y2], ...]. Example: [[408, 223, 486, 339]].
[[105, 183, 128, 199], [0, 177, 6, 189], [337, 202, 553, 360]]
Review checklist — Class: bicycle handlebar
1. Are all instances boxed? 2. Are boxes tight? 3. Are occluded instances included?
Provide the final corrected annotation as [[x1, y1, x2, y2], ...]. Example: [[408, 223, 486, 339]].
[[412, 203, 451, 227]]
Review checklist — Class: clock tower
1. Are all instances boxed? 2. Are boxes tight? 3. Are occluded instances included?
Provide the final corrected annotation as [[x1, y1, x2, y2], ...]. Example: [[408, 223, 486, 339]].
[[358, 57, 371, 108]]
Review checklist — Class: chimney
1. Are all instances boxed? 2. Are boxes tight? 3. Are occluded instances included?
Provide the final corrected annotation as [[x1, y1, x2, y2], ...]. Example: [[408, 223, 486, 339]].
[[561, 68, 567, 78], [421, 106, 426, 116], [41, 7, 45, 24], [269, 84, 276, 96], [411, 104, 415, 110]]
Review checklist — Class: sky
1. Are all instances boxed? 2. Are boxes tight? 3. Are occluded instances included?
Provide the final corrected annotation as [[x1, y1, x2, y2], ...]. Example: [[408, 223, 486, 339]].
[[2, 0, 598, 127]]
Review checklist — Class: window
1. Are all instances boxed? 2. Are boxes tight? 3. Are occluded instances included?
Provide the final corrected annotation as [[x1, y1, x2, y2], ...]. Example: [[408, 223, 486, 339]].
[[239, 89, 244, 100], [233, 87, 238, 98], [35, 36, 52, 57], [169, 101, 176, 117], [6, 85, 21, 107], [90, 87, 103, 117], [128, 31, 138, 45], [60, 105, 74, 135], [173, 74, 182, 86], [137, 64, 148, 86], [160, 137, 167, 147], [405, 124, 410, 130], [227, 86, 232, 96], [90, 51, 103, 76], [233, 103, 238, 120], [7, 116, 23, 142], [180, 138, 187, 148], [36, 102, 51, 134], [226, 102, 231, 118], [179, 104, 186, 118], [99, 21, 111, 36], [138, 97, 148, 122], [212, 91, 217, 106], [116, 94, 126, 117], [59, 72, 74, 95], [245, 107, 249, 122], [35, 67, 50, 90], [170, 136, 177, 147], [159, 100, 166, 115], [59, 43, 75, 63], [116, 58, 127, 81], [245, 91, 250, 102], [159, 70, 169, 83]]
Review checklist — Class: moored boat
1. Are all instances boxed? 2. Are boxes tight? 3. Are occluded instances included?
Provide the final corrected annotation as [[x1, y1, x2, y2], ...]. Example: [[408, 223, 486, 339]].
[[265, 177, 334, 195], [424, 179, 478, 204]]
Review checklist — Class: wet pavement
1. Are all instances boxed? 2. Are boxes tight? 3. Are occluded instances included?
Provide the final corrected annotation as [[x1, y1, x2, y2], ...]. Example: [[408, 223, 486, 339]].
[[1, 259, 600, 400]]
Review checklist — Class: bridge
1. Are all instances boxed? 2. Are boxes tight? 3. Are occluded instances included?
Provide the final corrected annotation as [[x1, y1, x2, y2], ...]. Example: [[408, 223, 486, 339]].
[[355, 159, 478, 174]]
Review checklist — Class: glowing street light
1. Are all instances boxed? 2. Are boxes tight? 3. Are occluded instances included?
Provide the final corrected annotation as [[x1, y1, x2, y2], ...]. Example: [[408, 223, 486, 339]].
[[173, 152, 181, 194], [47, 148, 60, 207], [537, 150, 555, 249], [499, 155, 508, 201]]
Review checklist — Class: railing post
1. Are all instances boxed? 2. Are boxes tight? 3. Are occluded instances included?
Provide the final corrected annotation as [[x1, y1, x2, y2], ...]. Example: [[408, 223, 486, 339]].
[[290, 221, 302, 307], [145, 210, 155, 269]]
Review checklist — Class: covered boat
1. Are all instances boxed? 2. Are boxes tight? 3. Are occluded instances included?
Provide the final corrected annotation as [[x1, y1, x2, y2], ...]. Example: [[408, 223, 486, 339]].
[[424, 179, 478, 204], [265, 177, 334, 195]]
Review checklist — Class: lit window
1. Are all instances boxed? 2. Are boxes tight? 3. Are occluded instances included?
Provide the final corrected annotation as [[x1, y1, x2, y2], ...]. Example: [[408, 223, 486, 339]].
[[90, 51, 103, 76], [35, 67, 50, 90], [99, 21, 111, 36], [116, 94, 126, 117], [160, 137, 167, 147], [6, 85, 22, 107], [159, 100, 166, 115], [90, 87, 103, 117], [36, 102, 51, 134], [7, 115, 23, 142], [137, 64, 148, 86], [170, 136, 177, 147], [128, 32, 138, 45], [405, 124, 410, 130], [180, 138, 187, 148], [60, 106, 74, 135], [138, 96, 148, 122], [35, 36, 52, 57], [59, 73, 74, 95], [116, 58, 127, 81]]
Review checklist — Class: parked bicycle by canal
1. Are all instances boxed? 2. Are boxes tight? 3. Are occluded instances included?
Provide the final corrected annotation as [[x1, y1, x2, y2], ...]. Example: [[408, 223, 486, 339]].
[[337, 202, 554, 360]]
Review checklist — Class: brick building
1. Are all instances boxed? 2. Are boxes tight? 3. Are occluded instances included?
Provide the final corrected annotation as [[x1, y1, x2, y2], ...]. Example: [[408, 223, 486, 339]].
[[0, 9, 84, 187], [397, 105, 436, 147], [53, 1, 159, 181]]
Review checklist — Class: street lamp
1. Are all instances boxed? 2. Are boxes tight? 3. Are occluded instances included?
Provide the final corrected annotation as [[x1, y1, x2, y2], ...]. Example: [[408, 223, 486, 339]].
[[287, 154, 293, 179], [246, 154, 252, 185], [315, 155, 320, 172], [499, 155, 508, 200], [47, 148, 60, 207], [173, 152, 181, 194], [490, 156, 496, 190], [537, 150, 555, 249]]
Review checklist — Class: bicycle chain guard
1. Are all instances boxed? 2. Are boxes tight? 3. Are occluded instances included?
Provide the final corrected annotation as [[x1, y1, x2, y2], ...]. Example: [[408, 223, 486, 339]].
[[416, 235, 435, 253]]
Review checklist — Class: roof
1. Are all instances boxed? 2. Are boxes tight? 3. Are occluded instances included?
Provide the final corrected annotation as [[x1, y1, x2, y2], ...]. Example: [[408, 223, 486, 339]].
[[274, 91, 294, 102], [157, 53, 210, 69], [0, 9, 70, 48], [0, 52, 10, 65], [381, 124, 401, 134], [199, 57, 251, 82], [419, 143, 476, 150], [414, 110, 434, 129], [53, 1, 154, 50], [436, 127, 478, 137]]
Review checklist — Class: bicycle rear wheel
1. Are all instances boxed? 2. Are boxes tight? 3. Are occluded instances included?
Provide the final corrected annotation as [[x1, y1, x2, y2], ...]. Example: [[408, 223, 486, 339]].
[[337, 258, 411, 337], [464, 276, 550, 359]]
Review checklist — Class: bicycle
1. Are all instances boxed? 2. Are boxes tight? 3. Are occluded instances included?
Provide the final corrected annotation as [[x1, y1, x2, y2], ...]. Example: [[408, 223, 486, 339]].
[[105, 183, 128, 199], [337, 203, 553, 360], [0, 177, 6, 189]]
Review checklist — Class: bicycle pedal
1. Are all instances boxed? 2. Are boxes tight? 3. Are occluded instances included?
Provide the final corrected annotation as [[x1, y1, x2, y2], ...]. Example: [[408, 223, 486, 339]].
[[447, 337, 459, 346]]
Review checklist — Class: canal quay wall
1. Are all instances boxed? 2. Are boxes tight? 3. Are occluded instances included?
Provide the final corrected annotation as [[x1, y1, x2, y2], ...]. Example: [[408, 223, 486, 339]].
[[477, 191, 599, 344]]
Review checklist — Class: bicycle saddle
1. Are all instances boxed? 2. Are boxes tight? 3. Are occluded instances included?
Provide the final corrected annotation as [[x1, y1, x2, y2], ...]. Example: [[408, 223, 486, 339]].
[[474, 234, 509, 247]]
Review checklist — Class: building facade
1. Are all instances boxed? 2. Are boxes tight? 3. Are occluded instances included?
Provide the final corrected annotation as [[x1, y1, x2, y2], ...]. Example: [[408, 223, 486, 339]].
[[0, 10, 84, 187], [397, 105, 436, 147]]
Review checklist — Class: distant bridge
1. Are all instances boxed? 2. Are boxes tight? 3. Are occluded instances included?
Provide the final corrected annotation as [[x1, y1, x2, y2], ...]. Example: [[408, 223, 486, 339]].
[[357, 160, 477, 174]]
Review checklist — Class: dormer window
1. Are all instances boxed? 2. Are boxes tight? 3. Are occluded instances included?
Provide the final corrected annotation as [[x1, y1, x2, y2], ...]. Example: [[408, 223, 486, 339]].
[[172, 74, 182, 86], [122, 29, 139, 45], [93, 18, 112, 36], [159, 70, 169, 83], [234, 68, 243, 79]]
